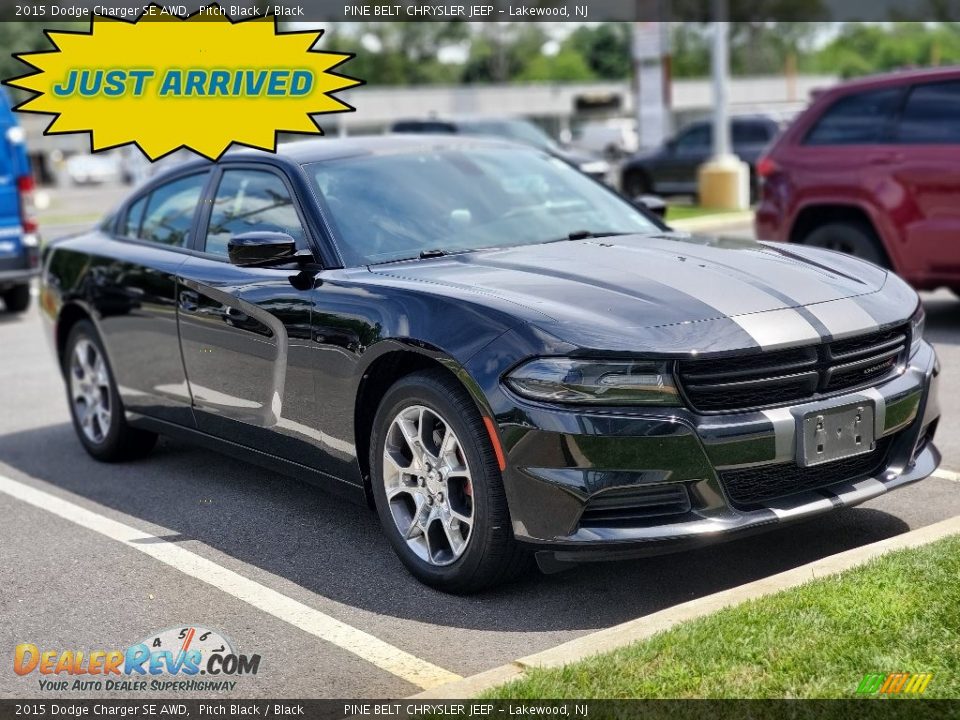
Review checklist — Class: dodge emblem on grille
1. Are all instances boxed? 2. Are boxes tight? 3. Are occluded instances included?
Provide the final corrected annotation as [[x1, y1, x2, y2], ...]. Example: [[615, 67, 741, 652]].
[[863, 358, 895, 376]]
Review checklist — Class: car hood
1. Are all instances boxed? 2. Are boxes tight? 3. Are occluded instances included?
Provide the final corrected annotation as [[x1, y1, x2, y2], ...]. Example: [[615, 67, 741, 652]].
[[369, 233, 908, 354]]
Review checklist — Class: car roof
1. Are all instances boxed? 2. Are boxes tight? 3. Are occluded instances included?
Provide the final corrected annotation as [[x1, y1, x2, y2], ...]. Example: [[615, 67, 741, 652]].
[[276, 134, 522, 161], [144, 135, 527, 183]]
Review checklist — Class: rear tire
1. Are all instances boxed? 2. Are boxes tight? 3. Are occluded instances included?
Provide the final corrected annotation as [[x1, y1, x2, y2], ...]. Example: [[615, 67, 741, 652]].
[[801, 222, 887, 267], [370, 369, 532, 593], [2, 285, 30, 313], [64, 320, 158, 462]]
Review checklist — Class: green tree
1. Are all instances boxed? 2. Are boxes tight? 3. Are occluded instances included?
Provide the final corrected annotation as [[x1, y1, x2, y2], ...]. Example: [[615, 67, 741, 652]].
[[321, 22, 467, 86], [814, 22, 960, 78], [1, 22, 86, 91], [516, 47, 596, 82], [566, 23, 632, 79], [462, 24, 549, 83]]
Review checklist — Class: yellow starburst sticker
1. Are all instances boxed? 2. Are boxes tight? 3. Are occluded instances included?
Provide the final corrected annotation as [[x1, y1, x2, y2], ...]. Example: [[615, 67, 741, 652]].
[[6, 3, 362, 160]]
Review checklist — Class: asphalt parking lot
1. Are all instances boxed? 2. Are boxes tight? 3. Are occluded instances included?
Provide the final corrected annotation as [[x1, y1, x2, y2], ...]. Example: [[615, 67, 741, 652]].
[[2, 201, 959, 699]]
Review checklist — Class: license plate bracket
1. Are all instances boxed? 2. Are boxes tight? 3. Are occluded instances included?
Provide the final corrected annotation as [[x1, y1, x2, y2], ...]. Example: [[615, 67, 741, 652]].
[[797, 402, 876, 467]]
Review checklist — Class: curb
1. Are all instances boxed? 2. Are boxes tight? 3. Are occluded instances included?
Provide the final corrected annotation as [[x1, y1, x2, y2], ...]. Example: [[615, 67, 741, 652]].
[[410, 513, 960, 699], [669, 210, 754, 232]]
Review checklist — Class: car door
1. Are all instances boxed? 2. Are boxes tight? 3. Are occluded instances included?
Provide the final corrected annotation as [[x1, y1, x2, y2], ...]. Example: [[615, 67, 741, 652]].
[[887, 79, 960, 283], [176, 164, 333, 471], [657, 123, 710, 194], [93, 170, 210, 427]]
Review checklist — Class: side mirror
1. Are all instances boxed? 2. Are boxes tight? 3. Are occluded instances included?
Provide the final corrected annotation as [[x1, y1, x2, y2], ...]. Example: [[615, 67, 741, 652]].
[[665, 139, 677, 154], [227, 232, 297, 268], [635, 194, 667, 220]]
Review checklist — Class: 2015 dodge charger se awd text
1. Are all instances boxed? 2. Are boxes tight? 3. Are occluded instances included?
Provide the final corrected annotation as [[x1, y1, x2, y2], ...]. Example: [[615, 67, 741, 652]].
[[40, 137, 941, 592]]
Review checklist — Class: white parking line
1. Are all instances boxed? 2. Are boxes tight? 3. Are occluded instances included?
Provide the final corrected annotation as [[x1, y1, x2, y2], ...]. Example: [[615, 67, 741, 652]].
[[933, 467, 960, 483], [0, 472, 461, 690]]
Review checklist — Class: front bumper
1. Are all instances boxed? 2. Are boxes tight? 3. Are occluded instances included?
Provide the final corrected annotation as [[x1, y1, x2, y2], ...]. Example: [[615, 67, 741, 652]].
[[494, 340, 941, 561]]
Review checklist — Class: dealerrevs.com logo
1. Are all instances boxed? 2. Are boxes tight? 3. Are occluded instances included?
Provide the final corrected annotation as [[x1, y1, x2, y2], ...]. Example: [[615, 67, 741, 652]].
[[14, 626, 261, 693]]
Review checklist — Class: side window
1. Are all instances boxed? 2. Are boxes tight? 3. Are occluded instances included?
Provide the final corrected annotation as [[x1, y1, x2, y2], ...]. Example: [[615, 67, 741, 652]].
[[138, 173, 207, 247], [804, 89, 902, 145], [204, 169, 307, 257], [122, 195, 148, 238], [675, 125, 710, 152], [896, 81, 960, 143]]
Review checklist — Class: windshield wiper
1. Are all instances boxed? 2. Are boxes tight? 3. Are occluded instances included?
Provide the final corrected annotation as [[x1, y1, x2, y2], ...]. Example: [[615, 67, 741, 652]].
[[547, 230, 632, 243], [367, 248, 456, 266]]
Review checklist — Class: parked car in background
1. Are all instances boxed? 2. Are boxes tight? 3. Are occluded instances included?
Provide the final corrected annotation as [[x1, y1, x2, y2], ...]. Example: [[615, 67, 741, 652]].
[[0, 87, 38, 313], [620, 115, 782, 199], [389, 116, 611, 184], [41, 137, 939, 592], [755, 67, 960, 295], [574, 118, 639, 159], [66, 153, 119, 185]]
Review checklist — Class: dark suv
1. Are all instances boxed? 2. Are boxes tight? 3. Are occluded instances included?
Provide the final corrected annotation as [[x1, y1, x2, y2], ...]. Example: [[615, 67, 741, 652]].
[[620, 115, 781, 198], [755, 67, 960, 293]]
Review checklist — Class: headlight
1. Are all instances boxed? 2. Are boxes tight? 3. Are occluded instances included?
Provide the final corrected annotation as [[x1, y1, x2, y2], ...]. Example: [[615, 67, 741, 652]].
[[505, 358, 679, 406], [910, 304, 925, 357]]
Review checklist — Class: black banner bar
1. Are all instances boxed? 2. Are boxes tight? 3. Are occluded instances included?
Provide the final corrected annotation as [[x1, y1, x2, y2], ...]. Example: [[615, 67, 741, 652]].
[[0, 700, 957, 720], [5, 0, 960, 22]]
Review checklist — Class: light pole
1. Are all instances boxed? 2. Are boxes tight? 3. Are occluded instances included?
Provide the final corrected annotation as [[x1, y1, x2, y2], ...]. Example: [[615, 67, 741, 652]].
[[697, 1, 750, 210], [712, 10, 731, 160]]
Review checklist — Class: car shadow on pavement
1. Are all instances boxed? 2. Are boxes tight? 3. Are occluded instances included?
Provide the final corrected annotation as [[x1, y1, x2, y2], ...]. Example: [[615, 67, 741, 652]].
[[0, 421, 921, 633]]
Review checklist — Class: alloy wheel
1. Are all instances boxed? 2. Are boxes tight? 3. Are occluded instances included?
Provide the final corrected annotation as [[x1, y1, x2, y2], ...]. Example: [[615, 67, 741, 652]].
[[382, 404, 474, 566], [70, 338, 112, 445]]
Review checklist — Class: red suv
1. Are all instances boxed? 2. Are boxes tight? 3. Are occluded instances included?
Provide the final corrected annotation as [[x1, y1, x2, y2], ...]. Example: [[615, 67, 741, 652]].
[[755, 67, 960, 293]]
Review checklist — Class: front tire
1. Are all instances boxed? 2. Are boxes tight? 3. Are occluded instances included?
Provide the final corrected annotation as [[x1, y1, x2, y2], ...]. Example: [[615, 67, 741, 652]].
[[370, 369, 531, 592], [2, 285, 30, 313], [65, 320, 158, 462], [801, 222, 887, 267]]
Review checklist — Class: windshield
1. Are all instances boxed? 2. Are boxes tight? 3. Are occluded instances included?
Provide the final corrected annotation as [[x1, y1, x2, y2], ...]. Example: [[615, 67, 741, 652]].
[[307, 147, 659, 266]]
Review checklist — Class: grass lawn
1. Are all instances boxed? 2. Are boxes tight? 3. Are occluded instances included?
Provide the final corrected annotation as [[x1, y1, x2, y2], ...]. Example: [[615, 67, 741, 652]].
[[664, 205, 745, 222], [484, 536, 960, 699]]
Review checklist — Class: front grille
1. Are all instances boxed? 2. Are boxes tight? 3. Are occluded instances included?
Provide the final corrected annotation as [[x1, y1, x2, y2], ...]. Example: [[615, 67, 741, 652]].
[[719, 436, 894, 507], [678, 324, 908, 413], [579, 484, 691, 528]]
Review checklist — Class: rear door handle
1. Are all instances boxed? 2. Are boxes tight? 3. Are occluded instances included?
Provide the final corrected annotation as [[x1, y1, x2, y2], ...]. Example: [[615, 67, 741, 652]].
[[178, 289, 199, 313]]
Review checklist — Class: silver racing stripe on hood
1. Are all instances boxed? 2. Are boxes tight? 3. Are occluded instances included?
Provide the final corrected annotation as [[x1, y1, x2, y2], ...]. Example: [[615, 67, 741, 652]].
[[733, 308, 822, 350], [805, 297, 880, 340], [591, 242, 848, 349]]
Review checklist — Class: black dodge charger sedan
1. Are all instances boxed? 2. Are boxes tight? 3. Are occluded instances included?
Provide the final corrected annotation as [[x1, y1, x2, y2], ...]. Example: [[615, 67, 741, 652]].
[[40, 136, 941, 592]]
